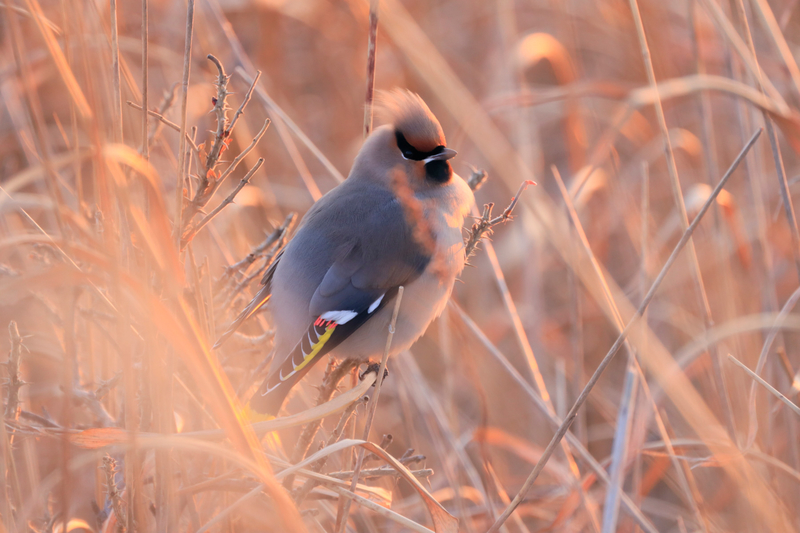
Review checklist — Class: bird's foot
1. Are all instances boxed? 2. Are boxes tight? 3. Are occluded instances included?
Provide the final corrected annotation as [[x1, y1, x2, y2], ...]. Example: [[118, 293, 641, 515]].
[[359, 362, 389, 386]]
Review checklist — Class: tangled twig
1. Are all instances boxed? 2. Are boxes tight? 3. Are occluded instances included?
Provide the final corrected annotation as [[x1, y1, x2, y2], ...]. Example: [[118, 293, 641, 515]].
[[282, 358, 359, 490], [215, 212, 296, 296], [464, 180, 535, 262], [292, 394, 367, 504], [176, 56, 267, 246], [102, 455, 127, 533]]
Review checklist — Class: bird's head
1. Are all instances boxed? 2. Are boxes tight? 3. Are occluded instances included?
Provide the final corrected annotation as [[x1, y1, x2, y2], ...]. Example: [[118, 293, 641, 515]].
[[351, 89, 457, 188]]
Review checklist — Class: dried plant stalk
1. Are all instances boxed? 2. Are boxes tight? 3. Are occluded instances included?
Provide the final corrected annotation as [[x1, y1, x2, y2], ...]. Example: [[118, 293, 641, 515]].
[[102, 455, 127, 533], [464, 180, 535, 262], [487, 128, 762, 533], [283, 358, 359, 490], [4, 321, 24, 421]]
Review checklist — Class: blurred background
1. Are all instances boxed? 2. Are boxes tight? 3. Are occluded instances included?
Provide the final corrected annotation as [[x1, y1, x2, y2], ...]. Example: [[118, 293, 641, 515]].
[[2, 0, 800, 531]]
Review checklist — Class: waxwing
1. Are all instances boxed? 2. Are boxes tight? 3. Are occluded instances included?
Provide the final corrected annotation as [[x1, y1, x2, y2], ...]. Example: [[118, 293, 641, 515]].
[[216, 90, 475, 416]]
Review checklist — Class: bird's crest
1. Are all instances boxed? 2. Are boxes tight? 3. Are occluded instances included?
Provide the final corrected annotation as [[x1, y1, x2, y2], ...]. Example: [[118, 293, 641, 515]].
[[375, 89, 445, 153]]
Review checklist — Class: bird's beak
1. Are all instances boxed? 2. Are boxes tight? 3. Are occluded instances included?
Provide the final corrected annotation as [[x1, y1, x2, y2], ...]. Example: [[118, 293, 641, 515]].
[[424, 147, 457, 163]]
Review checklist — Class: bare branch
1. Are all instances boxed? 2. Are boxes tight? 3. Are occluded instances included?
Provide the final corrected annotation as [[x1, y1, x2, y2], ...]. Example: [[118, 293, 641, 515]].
[[181, 157, 264, 248], [486, 128, 762, 533], [464, 180, 535, 262], [227, 70, 261, 136], [336, 288, 404, 532]]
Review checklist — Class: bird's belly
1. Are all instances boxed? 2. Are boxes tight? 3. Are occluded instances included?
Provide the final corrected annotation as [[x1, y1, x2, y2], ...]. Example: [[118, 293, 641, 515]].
[[331, 224, 465, 361]]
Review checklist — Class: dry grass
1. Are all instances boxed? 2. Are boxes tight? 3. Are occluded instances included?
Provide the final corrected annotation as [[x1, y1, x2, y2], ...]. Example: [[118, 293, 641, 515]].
[[3, 0, 800, 532]]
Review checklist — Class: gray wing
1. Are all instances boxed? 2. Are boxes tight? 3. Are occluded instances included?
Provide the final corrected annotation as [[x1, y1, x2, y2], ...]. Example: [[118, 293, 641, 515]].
[[296, 184, 432, 317]]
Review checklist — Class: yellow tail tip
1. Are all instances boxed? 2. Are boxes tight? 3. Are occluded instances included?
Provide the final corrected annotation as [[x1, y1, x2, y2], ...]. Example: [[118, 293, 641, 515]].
[[243, 403, 275, 423]]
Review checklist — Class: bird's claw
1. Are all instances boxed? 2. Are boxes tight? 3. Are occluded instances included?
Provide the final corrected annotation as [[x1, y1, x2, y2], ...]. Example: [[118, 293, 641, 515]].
[[359, 362, 389, 386]]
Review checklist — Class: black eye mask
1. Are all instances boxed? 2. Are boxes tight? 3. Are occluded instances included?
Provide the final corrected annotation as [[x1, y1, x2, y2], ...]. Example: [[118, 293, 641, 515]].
[[425, 160, 452, 183], [395, 131, 444, 161]]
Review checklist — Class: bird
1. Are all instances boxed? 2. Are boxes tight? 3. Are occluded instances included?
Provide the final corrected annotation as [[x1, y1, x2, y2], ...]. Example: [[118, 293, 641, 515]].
[[215, 89, 475, 417]]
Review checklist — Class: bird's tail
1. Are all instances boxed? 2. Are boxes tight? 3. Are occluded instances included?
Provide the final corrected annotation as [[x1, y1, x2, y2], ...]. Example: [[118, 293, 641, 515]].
[[248, 343, 324, 417], [213, 286, 271, 349], [247, 317, 343, 416]]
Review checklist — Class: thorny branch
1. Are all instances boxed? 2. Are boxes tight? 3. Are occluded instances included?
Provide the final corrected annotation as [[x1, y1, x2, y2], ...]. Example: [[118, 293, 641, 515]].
[[176, 56, 266, 238], [102, 455, 127, 533], [204, 54, 232, 174], [464, 179, 536, 262]]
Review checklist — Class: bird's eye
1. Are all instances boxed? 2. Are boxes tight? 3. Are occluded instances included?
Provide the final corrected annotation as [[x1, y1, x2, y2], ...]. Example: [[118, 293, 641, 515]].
[[395, 131, 424, 160], [395, 131, 449, 165]]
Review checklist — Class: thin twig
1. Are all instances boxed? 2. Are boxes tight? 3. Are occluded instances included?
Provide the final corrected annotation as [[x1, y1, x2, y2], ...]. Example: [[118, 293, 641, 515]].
[[236, 67, 345, 183], [750, 0, 800, 99], [147, 82, 180, 144], [729, 0, 800, 281], [486, 128, 761, 532], [126, 101, 180, 131], [227, 71, 261, 136], [126, 101, 202, 168], [464, 180, 535, 262], [174, 0, 194, 249], [145, 82, 179, 148], [221, 236, 285, 312], [696, 0, 788, 112], [336, 287, 404, 533], [282, 358, 359, 490], [181, 158, 264, 248], [629, 0, 737, 439], [212, 119, 270, 195], [726, 0, 800, 450], [747, 285, 800, 445], [215, 212, 296, 291], [293, 396, 368, 504], [728, 355, 800, 417], [184, 118, 270, 229]]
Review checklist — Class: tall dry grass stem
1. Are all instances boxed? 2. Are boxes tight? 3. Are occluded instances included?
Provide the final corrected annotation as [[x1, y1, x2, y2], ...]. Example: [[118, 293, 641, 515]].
[[174, 0, 195, 249], [336, 287, 404, 533], [363, 0, 379, 138], [486, 128, 762, 533], [629, 0, 737, 439]]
